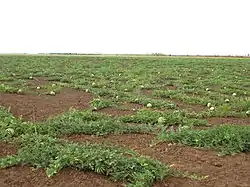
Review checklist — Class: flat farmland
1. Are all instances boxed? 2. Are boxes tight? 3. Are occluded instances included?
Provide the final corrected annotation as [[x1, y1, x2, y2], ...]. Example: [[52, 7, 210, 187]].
[[0, 55, 249, 187]]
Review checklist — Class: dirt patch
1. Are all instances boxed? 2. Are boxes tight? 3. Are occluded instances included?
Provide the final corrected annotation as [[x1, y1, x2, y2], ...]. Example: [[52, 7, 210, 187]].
[[0, 166, 124, 187], [96, 107, 136, 117], [209, 84, 223, 92], [0, 142, 18, 157], [26, 77, 50, 87], [64, 134, 153, 150], [121, 102, 169, 113], [171, 99, 206, 113], [64, 134, 250, 187], [193, 125, 212, 130], [0, 79, 14, 83], [185, 92, 201, 97], [121, 102, 143, 110], [26, 77, 63, 94], [94, 102, 144, 117], [207, 117, 250, 126], [153, 177, 206, 187], [141, 89, 154, 96], [167, 85, 177, 90], [0, 88, 93, 122]]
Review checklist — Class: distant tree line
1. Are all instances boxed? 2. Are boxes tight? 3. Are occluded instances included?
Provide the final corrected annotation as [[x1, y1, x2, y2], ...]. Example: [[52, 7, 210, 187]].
[[46, 53, 102, 55], [35, 53, 250, 58]]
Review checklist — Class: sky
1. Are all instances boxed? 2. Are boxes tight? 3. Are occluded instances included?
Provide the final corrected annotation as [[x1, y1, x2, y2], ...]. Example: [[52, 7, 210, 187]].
[[0, 0, 249, 55]]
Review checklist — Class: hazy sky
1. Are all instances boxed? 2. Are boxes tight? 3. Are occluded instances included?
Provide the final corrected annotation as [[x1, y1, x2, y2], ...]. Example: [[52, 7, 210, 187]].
[[0, 0, 249, 55]]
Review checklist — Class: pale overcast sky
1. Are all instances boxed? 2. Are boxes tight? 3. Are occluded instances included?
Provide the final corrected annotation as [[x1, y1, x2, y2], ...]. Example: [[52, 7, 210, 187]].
[[0, 0, 249, 55]]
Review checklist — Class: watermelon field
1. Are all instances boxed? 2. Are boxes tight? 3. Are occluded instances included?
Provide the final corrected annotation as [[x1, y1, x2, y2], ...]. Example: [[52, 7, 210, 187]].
[[0, 55, 249, 187]]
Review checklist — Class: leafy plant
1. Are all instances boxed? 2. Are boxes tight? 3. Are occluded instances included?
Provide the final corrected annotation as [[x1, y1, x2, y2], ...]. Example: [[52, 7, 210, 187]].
[[120, 109, 207, 127], [90, 98, 115, 110], [156, 125, 250, 155], [1, 134, 171, 187], [0, 107, 154, 139]]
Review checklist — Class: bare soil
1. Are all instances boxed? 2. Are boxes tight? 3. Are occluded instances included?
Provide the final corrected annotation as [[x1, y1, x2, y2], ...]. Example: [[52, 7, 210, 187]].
[[96, 107, 136, 117], [65, 134, 250, 187], [207, 117, 250, 126], [0, 142, 18, 157], [141, 86, 177, 97], [121, 103, 143, 110], [166, 85, 177, 90], [26, 77, 50, 87], [0, 140, 123, 187], [171, 99, 206, 113], [141, 89, 154, 96], [0, 88, 93, 122], [1, 88, 250, 187], [95, 103, 143, 117], [0, 166, 124, 187]]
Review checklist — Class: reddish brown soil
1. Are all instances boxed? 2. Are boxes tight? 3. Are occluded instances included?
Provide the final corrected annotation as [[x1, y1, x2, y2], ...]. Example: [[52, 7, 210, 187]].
[[121, 103, 143, 110], [0, 142, 18, 157], [65, 134, 250, 187], [207, 117, 250, 126], [26, 77, 50, 87], [167, 85, 177, 90], [95, 102, 143, 117], [154, 177, 206, 187], [0, 88, 93, 122], [141, 86, 176, 97], [141, 89, 154, 96], [0, 166, 124, 187], [96, 107, 136, 117], [1, 87, 250, 187], [0, 142, 123, 187], [171, 99, 206, 113], [185, 92, 201, 97]]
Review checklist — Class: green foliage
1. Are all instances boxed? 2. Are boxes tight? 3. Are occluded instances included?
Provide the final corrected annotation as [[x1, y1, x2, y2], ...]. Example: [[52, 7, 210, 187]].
[[1, 134, 170, 187], [1, 55, 249, 115], [41, 109, 154, 136], [135, 99, 176, 109], [1, 55, 250, 186], [0, 107, 154, 140], [157, 125, 250, 155], [0, 155, 21, 168], [120, 109, 207, 127], [90, 98, 115, 110], [0, 107, 35, 140], [153, 90, 180, 99], [0, 83, 19, 93]]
